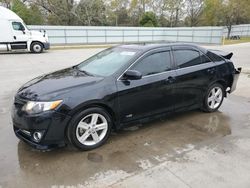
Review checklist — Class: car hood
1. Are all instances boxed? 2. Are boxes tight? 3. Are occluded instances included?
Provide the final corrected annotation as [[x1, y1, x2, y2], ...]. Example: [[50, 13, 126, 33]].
[[17, 67, 104, 101]]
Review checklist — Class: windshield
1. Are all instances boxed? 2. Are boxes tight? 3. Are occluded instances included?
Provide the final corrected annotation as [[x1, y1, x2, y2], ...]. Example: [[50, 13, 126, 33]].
[[77, 48, 138, 77]]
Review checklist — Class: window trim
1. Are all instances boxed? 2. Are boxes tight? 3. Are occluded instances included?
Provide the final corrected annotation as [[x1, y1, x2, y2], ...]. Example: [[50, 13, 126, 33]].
[[117, 47, 173, 81], [172, 47, 213, 70]]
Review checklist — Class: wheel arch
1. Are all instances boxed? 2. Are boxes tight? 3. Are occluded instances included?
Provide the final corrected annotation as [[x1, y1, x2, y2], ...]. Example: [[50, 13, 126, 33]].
[[209, 79, 229, 97], [64, 101, 118, 141], [30, 41, 44, 48]]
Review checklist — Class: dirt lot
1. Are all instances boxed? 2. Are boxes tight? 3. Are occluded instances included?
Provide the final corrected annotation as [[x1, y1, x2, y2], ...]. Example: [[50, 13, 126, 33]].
[[0, 43, 250, 188]]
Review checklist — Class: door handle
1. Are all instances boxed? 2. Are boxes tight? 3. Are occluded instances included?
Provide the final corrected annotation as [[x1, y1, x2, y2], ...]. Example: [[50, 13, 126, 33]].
[[13, 36, 16, 40], [207, 68, 216, 74], [165, 76, 176, 84]]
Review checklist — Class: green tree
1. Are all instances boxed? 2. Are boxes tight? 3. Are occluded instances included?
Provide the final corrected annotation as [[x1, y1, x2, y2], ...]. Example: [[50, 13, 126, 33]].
[[200, 0, 223, 26], [11, 0, 44, 25], [34, 0, 77, 25], [139, 11, 158, 27], [221, 0, 250, 38], [185, 0, 204, 26], [76, 0, 107, 26], [0, 0, 11, 8]]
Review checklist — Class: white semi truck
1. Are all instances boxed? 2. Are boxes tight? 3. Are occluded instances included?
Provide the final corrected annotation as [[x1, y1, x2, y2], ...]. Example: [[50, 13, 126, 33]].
[[0, 6, 50, 53]]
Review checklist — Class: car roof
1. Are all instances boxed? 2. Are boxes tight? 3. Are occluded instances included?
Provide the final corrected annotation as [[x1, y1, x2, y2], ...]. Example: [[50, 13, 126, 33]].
[[117, 42, 207, 53]]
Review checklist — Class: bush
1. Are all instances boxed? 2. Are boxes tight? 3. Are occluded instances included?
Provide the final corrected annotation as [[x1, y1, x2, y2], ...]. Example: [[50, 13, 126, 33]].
[[139, 12, 158, 27]]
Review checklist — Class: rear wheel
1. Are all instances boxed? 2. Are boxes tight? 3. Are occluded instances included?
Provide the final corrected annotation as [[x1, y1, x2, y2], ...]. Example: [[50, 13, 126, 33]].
[[31, 42, 43, 53], [67, 107, 112, 150], [202, 83, 225, 112]]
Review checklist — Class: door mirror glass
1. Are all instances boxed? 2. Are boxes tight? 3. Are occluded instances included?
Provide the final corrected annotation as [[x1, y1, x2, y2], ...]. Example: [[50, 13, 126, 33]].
[[123, 70, 142, 80]]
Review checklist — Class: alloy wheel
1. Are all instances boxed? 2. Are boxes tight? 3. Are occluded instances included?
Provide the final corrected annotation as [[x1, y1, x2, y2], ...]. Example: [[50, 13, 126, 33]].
[[207, 87, 223, 109], [76, 113, 108, 146]]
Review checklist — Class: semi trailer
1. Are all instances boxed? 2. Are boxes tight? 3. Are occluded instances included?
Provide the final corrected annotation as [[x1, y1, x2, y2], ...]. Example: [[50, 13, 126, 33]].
[[0, 6, 50, 53]]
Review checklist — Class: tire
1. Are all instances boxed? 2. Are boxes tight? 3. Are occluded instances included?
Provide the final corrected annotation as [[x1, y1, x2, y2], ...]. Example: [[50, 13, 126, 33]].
[[30, 42, 43, 53], [202, 83, 225, 113], [67, 107, 112, 151]]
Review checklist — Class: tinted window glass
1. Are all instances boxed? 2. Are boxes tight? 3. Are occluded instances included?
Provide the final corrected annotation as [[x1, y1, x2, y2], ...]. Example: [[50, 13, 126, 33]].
[[12, 22, 24, 31], [207, 51, 225, 62], [200, 53, 211, 64], [132, 51, 171, 76], [174, 50, 201, 68]]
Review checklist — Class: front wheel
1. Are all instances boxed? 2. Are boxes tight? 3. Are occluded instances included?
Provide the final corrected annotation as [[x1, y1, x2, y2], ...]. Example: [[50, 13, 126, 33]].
[[67, 107, 112, 150], [30, 42, 43, 53], [202, 83, 225, 112]]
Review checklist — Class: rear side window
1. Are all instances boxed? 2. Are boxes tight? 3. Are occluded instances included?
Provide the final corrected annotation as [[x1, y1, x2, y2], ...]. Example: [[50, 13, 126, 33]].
[[200, 53, 211, 64], [12, 22, 25, 31], [173, 50, 201, 68], [132, 51, 171, 76], [207, 51, 225, 62]]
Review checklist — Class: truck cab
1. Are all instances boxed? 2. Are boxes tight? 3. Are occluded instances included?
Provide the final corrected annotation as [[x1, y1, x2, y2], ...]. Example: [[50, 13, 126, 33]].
[[0, 6, 50, 53]]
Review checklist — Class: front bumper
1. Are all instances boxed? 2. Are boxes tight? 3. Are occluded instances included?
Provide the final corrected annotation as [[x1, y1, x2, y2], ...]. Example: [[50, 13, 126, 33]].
[[12, 96, 71, 150], [43, 42, 50, 50]]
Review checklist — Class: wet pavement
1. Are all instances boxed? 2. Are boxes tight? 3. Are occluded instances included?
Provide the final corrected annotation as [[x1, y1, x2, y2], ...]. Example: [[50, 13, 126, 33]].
[[1, 45, 250, 188]]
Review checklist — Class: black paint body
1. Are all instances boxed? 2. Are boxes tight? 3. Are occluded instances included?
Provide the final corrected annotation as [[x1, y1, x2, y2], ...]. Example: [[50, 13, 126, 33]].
[[11, 43, 240, 149]]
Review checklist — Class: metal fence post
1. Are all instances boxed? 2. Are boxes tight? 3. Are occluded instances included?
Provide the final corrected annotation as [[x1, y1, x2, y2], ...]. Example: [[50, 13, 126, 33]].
[[176, 29, 179, 42], [86, 29, 89, 44], [64, 29, 67, 45], [138, 29, 139, 43], [152, 29, 154, 42], [248, 25, 250, 36], [122, 29, 124, 43], [210, 27, 213, 44], [192, 27, 194, 42], [105, 29, 107, 44]]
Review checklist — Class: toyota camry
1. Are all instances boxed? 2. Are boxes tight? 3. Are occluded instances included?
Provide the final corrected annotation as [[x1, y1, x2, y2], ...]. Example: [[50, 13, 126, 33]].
[[12, 43, 241, 150]]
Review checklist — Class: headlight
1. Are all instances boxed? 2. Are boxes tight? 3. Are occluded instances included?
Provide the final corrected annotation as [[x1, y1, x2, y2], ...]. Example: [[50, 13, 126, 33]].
[[22, 100, 62, 114]]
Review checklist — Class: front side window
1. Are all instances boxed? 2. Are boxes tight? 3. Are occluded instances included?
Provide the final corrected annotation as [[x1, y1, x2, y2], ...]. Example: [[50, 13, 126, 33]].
[[132, 51, 171, 76], [173, 50, 201, 68], [12, 22, 25, 31], [77, 48, 138, 77]]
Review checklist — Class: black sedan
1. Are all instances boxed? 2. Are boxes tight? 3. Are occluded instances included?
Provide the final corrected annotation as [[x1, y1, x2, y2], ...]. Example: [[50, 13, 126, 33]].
[[12, 43, 241, 150]]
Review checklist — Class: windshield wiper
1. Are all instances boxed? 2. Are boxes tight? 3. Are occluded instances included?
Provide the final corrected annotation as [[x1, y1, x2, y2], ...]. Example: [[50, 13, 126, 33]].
[[73, 66, 94, 76], [79, 69, 95, 76]]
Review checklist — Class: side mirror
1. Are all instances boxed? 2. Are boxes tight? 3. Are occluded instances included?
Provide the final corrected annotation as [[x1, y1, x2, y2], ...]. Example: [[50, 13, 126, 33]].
[[123, 70, 142, 80], [20, 26, 25, 34]]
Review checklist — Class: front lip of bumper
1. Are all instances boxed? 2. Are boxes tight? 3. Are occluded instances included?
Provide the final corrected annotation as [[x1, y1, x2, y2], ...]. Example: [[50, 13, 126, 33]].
[[43, 42, 50, 50], [14, 128, 66, 150], [12, 102, 71, 150]]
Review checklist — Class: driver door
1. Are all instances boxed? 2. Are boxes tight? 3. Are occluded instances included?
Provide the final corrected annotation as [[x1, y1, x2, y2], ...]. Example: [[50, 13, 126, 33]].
[[116, 48, 176, 123], [11, 21, 30, 42]]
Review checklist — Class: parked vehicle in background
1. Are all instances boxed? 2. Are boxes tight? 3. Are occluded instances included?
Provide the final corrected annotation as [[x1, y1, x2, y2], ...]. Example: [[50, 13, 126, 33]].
[[11, 43, 241, 151], [0, 6, 50, 53]]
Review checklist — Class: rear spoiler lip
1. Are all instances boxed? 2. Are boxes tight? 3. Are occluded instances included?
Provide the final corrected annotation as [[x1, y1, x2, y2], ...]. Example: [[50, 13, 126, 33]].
[[208, 49, 233, 60]]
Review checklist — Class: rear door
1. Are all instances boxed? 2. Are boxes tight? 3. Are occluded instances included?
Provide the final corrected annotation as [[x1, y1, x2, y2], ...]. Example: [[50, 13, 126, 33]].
[[117, 48, 176, 123], [172, 46, 217, 110]]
